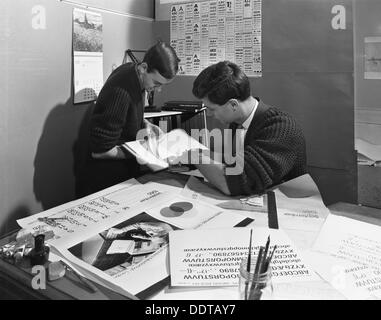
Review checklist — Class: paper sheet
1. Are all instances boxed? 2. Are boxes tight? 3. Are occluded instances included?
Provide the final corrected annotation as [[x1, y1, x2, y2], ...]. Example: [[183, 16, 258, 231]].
[[124, 129, 208, 171], [169, 227, 319, 287], [17, 180, 186, 249], [181, 176, 268, 227], [181, 175, 329, 243], [356, 138, 381, 164], [304, 251, 381, 300], [143, 193, 224, 230], [18, 179, 143, 244], [46, 192, 235, 296], [313, 214, 381, 271]]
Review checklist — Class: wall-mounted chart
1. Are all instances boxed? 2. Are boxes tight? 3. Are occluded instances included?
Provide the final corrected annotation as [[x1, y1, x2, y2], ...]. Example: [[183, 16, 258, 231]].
[[364, 36, 381, 80], [170, 0, 262, 77]]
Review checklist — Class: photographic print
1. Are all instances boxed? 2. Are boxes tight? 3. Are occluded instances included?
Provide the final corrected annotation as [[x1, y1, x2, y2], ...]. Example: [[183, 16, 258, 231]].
[[73, 8, 104, 104], [73, 9, 103, 52], [68, 213, 179, 277]]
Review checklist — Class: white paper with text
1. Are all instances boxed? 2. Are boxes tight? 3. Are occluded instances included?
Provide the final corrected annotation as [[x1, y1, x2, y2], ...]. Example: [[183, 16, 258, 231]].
[[169, 227, 319, 287]]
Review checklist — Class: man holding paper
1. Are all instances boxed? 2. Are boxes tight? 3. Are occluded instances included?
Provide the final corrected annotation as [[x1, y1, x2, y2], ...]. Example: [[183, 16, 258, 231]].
[[77, 41, 180, 197], [183, 61, 307, 196]]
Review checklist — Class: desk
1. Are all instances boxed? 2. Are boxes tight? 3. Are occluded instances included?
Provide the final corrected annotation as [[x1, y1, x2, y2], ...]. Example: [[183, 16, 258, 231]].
[[1, 172, 381, 300], [0, 232, 131, 300]]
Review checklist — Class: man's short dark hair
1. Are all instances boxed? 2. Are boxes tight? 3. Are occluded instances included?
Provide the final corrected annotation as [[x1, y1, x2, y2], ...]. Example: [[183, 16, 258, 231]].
[[143, 41, 180, 80], [192, 61, 251, 105]]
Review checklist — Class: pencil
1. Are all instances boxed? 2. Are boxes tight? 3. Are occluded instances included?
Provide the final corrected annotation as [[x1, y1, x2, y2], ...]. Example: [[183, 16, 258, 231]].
[[248, 246, 264, 300], [247, 229, 253, 272], [261, 236, 271, 273], [244, 229, 253, 299], [255, 246, 265, 278], [265, 245, 277, 271]]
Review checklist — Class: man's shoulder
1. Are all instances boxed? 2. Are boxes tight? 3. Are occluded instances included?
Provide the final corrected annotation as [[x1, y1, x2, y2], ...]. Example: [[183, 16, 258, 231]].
[[97, 63, 141, 102], [254, 101, 294, 124], [250, 101, 304, 140], [106, 63, 136, 84]]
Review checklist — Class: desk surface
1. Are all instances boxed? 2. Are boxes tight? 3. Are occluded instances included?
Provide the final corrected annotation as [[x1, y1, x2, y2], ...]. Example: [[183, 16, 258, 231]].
[[144, 108, 206, 119], [1, 172, 380, 300], [144, 111, 183, 118]]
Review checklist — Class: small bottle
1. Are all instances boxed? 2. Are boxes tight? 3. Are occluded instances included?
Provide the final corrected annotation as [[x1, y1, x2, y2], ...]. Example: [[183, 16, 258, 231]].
[[238, 255, 273, 300], [29, 234, 50, 266]]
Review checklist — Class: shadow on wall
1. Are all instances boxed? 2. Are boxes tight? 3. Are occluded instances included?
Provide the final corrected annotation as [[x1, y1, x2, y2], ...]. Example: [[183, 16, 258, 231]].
[[1, 205, 31, 235], [33, 92, 95, 211]]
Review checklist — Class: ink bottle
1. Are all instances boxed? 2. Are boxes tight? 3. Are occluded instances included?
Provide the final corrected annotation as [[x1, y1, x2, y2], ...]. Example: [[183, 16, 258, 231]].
[[29, 234, 50, 266]]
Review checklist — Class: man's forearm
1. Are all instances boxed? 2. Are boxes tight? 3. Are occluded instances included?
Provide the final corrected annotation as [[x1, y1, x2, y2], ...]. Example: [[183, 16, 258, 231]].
[[91, 145, 128, 160], [195, 155, 231, 195]]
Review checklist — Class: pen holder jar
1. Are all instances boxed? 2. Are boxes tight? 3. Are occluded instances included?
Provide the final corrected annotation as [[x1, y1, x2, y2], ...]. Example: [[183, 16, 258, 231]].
[[239, 256, 273, 300]]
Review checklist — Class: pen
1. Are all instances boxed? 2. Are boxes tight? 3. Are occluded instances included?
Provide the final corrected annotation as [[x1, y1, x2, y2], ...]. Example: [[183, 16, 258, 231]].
[[60, 260, 98, 294], [38, 217, 67, 222]]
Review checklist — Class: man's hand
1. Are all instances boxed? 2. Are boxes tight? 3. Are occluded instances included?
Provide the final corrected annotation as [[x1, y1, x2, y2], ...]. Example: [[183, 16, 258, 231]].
[[167, 149, 205, 166], [144, 119, 164, 138]]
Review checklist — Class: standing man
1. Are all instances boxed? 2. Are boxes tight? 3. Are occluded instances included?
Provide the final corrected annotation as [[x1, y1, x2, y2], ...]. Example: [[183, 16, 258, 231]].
[[191, 61, 307, 196], [77, 41, 180, 197]]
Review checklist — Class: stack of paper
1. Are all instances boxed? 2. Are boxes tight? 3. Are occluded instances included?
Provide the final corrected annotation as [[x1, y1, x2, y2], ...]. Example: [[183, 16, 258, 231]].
[[310, 214, 381, 300]]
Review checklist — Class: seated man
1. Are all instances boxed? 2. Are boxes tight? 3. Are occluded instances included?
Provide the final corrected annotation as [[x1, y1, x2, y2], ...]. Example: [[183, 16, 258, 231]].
[[190, 61, 307, 196]]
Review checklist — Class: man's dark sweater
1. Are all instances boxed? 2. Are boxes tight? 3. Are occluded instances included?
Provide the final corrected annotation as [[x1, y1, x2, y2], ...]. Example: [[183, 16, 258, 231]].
[[90, 62, 145, 154], [77, 63, 145, 197], [225, 100, 307, 196]]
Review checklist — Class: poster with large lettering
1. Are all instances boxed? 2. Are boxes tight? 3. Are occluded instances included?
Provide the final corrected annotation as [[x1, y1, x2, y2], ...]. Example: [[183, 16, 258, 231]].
[[170, 0, 262, 76], [169, 227, 319, 287]]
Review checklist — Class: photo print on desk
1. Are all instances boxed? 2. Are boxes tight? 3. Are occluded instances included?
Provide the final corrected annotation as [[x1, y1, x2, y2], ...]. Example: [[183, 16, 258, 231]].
[[68, 212, 179, 277]]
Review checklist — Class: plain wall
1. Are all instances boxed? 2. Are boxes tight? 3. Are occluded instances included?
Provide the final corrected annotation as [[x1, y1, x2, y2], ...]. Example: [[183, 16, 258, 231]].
[[154, 0, 357, 206], [0, 0, 154, 236]]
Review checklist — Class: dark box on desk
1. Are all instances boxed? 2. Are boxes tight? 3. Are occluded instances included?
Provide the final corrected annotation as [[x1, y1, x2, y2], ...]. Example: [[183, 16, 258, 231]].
[[358, 164, 381, 209], [162, 100, 204, 113]]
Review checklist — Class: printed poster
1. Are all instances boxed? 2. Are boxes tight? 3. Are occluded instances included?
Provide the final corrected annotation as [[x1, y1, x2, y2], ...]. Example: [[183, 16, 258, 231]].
[[49, 193, 225, 296], [170, 0, 262, 76], [169, 227, 319, 287], [364, 36, 381, 80]]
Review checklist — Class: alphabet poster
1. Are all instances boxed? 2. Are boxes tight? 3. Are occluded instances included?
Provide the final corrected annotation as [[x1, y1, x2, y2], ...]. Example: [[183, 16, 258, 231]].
[[73, 8, 104, 104], [170, 0, 262, 76]]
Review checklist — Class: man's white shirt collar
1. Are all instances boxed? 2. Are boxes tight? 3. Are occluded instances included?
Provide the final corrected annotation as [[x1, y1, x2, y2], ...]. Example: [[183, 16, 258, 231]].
[[241, 98, 258, 130]]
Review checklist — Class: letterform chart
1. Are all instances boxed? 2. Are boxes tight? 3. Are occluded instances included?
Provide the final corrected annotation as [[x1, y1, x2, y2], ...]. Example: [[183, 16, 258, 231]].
[[170, 0, 262, 76]]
